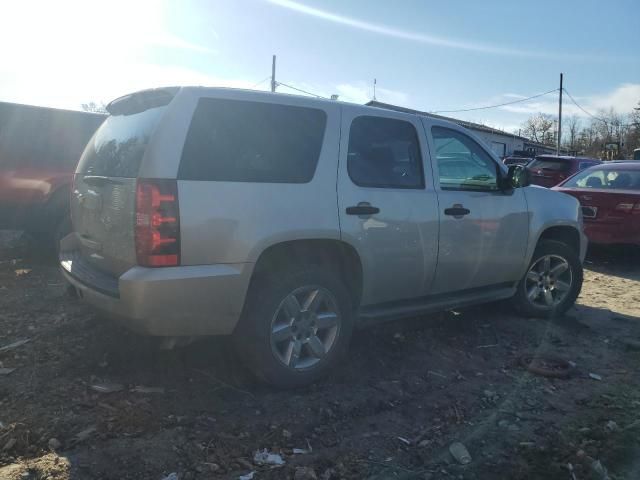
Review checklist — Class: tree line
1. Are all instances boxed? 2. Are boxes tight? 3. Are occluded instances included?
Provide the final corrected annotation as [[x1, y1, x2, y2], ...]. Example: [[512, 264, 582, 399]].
[[520, 101, 640, 159]]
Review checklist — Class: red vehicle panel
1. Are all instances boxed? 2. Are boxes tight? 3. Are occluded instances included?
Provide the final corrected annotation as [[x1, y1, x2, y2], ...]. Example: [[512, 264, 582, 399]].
[[528, 155, 600, 188], [0, 101, 104, 235], [553, 162, 640, 246]]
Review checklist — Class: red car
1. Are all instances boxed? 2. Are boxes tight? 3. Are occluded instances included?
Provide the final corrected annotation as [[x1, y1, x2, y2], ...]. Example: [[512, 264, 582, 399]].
[[0, 101, 104, 245], [528, 155, 600, 187], [553, 162, 640, 246]]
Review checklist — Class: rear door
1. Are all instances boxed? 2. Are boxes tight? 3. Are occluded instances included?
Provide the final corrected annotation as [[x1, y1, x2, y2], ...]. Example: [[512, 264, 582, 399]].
[[337, 108, 439, 306], [424, 121, 529, 294], [70, 91, 173, 276]]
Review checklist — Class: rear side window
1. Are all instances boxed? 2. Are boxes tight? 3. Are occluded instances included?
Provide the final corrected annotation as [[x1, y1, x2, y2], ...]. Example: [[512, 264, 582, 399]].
[[178, 98, 327, 183], [77, 106, 166, 177], [347, 116, 424, 189]]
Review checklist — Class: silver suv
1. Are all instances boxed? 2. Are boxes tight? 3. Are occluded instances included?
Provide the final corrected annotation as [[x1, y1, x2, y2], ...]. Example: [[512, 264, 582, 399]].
[[60, 87, 587, 387]]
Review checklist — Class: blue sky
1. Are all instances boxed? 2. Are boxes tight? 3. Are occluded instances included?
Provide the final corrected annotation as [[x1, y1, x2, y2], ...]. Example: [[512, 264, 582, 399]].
[[1, 0, 638, 132]]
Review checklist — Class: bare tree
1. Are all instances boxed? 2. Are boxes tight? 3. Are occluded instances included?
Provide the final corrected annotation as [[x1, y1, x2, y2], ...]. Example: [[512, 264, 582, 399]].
[[81, 102, 108, 114], [521, 113, 554, 145], [565, 115, 580, 150]]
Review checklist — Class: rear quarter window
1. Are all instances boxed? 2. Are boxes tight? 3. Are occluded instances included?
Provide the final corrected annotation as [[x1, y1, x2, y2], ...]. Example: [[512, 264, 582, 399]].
[[178, 98, 327, 183]]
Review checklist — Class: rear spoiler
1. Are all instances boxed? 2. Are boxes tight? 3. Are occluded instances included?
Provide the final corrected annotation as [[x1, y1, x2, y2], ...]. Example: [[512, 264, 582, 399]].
[[106, 87, 179, 116]]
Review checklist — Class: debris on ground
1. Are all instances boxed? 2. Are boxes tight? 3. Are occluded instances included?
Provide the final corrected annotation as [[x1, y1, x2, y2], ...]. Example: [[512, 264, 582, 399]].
[[90, 383, 124, 394], [449, 442, 472, 465], [0, 338, 30, 353], [589, 372, 603, 381], [519, 353, 573, 378], [293, 440, 313, 454], [253, 449, 285, 466], [238, 472, 255, 480], [131, 385, 166, 394], [161, 473, 179, 480], [0, 367, 16, 375]]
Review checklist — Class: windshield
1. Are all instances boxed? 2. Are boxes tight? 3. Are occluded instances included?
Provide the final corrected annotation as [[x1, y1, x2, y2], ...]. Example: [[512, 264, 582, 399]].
[[563, 168, 640, 190]]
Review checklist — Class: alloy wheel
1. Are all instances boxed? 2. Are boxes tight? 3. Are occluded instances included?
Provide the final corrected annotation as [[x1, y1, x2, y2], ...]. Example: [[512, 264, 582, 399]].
[[525, 254, 573, 309], [270, 285, 341, 370]]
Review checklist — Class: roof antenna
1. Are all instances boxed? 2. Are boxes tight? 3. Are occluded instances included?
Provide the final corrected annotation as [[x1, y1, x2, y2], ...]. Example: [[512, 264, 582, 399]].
[[373, 78, 377, 101]]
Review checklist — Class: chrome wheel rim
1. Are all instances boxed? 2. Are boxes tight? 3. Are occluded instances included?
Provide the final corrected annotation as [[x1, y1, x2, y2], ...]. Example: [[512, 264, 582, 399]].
[[270, 285, 341, 370], [525, 254, 573, 309]]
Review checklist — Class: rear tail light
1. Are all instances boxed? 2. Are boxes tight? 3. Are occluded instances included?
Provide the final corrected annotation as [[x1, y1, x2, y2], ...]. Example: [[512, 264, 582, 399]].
[[135, 179, 180, 267]]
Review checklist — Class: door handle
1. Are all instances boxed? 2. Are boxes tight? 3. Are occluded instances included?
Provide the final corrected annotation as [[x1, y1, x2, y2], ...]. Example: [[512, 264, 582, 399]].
[[444, 205, 470, 218], [346, 204, 380, 216]]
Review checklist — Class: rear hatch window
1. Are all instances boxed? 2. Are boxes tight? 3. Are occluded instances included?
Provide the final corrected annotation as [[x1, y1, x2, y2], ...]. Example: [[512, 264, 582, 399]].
[[77, 105, 166, 178], [529, 158, 570, 171]]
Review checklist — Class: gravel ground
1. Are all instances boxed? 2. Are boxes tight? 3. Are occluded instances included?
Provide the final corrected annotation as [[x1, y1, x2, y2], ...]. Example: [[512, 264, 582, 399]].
[[1, 230, 639, 480]]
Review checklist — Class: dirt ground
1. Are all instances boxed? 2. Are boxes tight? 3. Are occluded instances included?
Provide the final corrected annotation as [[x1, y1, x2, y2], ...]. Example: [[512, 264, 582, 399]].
[[1, 231, 639, 480]]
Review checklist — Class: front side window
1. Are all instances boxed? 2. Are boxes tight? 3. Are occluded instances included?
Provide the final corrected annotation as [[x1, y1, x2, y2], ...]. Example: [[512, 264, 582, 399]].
[[347, 116, 424, 189], [179, 98, 327, 183], [431, 127, 499, 191]]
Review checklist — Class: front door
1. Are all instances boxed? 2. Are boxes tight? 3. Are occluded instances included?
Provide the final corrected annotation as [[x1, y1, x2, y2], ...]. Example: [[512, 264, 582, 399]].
[[423, 122, 529, 295], [337, 109, 439, 306]]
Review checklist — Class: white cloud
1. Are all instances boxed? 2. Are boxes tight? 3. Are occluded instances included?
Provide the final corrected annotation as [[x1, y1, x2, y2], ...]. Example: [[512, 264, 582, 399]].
[[268, 0, 598, 60]]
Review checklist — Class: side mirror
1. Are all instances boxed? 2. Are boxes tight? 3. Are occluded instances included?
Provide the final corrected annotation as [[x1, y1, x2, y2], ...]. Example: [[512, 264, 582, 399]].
[[505, 164, 531, 189]]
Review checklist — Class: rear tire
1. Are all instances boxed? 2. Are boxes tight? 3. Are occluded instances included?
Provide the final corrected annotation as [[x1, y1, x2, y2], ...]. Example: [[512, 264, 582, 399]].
[[234, 266, 354, 388], [512, 239, 583, 318]]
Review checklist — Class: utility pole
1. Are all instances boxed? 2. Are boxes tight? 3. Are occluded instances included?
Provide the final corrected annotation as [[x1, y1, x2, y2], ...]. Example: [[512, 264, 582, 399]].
[[271, 55, 277, 93], [557, 73, 563, 155], [373, 78, 377, 101]]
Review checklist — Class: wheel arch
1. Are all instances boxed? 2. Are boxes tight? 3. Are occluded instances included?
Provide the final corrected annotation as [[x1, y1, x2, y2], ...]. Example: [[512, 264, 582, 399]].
[[248, 238, 363, 308]]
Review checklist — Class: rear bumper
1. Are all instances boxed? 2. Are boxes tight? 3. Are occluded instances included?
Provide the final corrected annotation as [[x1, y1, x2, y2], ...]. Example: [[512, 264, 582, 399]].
[[60, 241, 253, 337]]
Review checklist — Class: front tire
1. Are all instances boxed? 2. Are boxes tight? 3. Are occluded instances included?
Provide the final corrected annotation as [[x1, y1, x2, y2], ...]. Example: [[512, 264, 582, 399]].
[[234, 267, 354, 388], [512, 239, 583, 318]]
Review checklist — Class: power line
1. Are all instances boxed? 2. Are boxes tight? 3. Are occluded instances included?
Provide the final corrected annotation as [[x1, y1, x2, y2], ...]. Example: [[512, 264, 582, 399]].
[[250, 76, 272, 89], [561, 87, 607, 122], [563, 88, 635, 128], [276, 81, 327, 99], [432, 88, 558, 114]]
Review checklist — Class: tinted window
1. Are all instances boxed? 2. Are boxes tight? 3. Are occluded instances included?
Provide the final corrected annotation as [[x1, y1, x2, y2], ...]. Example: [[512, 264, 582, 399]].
[[178, 98, 327, 183], [431, 127, 499, 191], [347, 116, 424, 189], [529, 158, 570, 171], [77, 106, 166, 177]]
